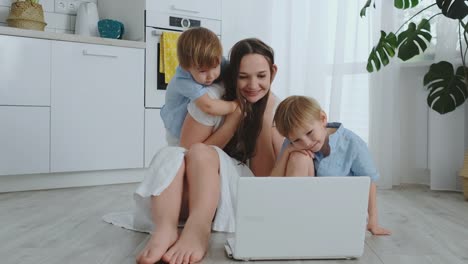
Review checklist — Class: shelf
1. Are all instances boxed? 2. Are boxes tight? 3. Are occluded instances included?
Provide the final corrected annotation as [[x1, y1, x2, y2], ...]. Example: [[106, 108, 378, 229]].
[[0, 25, 146, 49]]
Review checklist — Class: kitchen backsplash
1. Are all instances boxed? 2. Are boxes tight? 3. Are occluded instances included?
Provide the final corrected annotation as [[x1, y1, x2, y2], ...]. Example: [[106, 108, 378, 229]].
[[0, 0, 95, 34]]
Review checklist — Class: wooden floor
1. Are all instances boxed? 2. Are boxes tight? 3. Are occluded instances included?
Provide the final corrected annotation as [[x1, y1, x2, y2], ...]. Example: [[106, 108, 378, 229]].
[[1, 183, 468, 264]]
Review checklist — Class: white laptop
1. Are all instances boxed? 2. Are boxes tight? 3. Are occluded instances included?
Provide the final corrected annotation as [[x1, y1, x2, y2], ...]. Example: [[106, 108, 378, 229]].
[[225, 176, 370, 261]]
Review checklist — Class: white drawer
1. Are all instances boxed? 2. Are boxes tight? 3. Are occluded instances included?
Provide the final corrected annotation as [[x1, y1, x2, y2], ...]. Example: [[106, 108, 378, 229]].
[[0, 35, 51, 106], [147, 0, 221, 21], [51, 41, 144, 172], [0, 106, 50, 175]]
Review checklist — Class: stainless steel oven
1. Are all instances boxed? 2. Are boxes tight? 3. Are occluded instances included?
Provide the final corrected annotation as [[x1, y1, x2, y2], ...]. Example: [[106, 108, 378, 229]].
[[145, 11, 222, 109]]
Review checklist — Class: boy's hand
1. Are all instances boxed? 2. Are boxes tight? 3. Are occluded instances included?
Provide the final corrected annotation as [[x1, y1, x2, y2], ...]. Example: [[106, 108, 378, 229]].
[[285, 145, 315, 159], [367, 222, 391, 236], [293, 149, 315, 159], [224, 103, 242, 124]]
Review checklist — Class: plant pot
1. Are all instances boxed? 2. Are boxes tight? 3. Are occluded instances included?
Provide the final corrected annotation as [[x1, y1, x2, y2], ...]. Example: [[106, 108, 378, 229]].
[[7, 1, 47, 31]]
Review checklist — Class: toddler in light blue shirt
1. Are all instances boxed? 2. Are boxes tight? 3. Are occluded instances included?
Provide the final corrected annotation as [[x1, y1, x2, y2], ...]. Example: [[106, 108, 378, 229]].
[[271, 95, 391, 236], [160, 27, 237, 144]]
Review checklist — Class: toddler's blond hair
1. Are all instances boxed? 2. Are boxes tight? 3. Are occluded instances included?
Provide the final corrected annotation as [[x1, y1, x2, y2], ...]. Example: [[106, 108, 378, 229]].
[[274, 95, 323, 137], [177, 27, 222, 70]]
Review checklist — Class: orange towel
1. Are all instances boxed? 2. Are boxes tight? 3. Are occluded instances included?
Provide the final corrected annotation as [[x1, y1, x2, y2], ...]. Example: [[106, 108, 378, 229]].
[[159, 31, 181, 83]]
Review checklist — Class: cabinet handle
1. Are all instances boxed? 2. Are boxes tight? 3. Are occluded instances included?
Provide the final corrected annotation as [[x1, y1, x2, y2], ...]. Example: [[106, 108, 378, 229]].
[[171, 5, 199, 14], [82, 50, 118, 58], [152, 29, 162, 36]]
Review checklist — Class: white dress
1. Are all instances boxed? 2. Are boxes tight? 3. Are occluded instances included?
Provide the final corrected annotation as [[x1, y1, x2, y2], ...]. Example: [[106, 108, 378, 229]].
[[103, 84, 253, 233]]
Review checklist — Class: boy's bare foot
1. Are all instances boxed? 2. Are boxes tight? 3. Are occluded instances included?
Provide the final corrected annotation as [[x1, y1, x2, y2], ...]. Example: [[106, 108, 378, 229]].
[[136, 225, 178, 264], [162, 219, 211, 264]]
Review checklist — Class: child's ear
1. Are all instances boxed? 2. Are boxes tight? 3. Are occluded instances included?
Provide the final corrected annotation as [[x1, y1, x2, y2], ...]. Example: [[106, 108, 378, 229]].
[[320, 111, 327, 126]]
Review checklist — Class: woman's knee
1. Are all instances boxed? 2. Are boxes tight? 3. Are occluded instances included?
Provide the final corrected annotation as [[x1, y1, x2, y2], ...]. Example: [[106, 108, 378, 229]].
[[185, 144, 220, 183], [185, 143, 218, 165]]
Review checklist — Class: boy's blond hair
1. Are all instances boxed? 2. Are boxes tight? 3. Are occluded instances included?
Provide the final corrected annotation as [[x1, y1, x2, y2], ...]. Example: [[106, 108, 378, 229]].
[[274, 95, 323, 137], [177, 27, 222, 70]]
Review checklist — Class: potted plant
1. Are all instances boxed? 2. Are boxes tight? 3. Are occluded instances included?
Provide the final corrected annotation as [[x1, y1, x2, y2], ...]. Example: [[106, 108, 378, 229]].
[[7, 0, 47, 31], [360, 0, 467, 115]]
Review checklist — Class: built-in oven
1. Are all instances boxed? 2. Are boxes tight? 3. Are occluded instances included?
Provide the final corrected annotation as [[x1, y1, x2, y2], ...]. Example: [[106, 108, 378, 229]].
[[145, 11, 222, 109]]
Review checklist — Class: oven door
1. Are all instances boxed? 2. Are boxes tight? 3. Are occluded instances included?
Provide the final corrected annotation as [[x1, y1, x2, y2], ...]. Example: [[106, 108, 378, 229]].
[[145, 27, 182, 109]]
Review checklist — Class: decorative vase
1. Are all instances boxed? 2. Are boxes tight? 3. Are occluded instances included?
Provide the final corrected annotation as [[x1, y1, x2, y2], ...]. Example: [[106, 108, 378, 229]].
[[7, 0, 47, 31], [460, 151, 468, 201]]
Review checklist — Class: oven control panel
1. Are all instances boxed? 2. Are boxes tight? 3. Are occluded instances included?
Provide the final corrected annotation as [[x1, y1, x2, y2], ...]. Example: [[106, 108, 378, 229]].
[[169, 16, 201, 28]]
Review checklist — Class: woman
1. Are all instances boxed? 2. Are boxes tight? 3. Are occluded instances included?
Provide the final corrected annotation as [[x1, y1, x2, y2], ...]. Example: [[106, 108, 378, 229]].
[[136, 38, 284, 264]]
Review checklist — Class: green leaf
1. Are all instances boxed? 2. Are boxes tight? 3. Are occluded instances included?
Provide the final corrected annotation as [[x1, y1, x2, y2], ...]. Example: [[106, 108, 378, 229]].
[[462, 20, 468, 43], [460, 19, 468, 36], [360, 0, 373, 17], [394, 0, 421, 9], [424, 62, 468, 114], [367, 31, 397, 72], [397, 19, 432, 61], [461, 20, 467, 30], [436, 0, 468, 20]]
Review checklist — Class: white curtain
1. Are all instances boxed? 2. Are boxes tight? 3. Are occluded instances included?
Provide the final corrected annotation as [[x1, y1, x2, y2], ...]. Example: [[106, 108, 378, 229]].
[[270, 0, 372, 142], [428, 16, 466, 191], [223, 0, 466, 190], [269, 0, 394, 187], [367, 0, 402, 189]]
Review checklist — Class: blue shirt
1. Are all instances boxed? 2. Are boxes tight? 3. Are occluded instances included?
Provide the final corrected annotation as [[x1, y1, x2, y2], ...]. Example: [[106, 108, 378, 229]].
[[160, 66, 208, 139], [279, 122, 379, 181]]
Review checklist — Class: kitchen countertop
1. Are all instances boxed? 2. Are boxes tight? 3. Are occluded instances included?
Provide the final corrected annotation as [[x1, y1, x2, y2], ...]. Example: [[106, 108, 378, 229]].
[[0, 26, 146, 49]]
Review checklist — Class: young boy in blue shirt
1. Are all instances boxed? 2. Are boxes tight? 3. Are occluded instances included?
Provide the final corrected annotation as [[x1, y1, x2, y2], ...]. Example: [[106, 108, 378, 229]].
[[271, 95, 391, 236], [160, 27, 237, 145]]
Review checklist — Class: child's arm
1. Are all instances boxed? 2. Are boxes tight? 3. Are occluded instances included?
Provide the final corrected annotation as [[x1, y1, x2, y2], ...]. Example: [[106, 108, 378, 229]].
[[179, 114, 214, 149], [202, 105, 242, 148], [348, 136, 391, 235], [367, 182, 391, 235], [179, 105, 241, 149], [195, 93, 238, 116]]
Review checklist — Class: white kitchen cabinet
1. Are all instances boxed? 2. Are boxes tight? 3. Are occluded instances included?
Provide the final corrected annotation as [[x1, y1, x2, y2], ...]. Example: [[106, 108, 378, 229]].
[[51, 41, 145, 172], [144, 109, 167, 167], [0, 106, 50, 175], [146, 0, 221, 20], [0, 35, 51, 106]]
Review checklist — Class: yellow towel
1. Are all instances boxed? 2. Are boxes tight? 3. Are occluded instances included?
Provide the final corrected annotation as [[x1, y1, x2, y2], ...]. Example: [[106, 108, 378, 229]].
[[159, 31, 181, 84]]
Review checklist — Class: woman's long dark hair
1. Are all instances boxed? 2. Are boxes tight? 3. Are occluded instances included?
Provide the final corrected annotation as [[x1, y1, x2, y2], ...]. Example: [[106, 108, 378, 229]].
[[222, 38, 275, 163]]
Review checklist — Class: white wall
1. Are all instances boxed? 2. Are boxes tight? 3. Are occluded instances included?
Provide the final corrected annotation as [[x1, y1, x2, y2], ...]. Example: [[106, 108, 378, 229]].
[[0, 0, 80, 33], [221, 0, 273, 57], [97, 0, 144, 41]]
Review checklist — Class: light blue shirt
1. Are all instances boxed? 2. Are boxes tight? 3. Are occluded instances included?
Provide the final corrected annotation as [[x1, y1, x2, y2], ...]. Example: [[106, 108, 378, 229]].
[[160, 66, 207, 139], [279, 122, 379, 181]]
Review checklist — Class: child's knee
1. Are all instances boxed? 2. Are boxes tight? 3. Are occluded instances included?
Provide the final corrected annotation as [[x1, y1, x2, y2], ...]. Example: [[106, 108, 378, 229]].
[[288, 151, 312, 165]]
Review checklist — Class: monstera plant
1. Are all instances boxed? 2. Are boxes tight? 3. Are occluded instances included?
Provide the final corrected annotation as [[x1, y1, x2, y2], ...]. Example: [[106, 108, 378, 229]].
[[361, 0, 468, 114]]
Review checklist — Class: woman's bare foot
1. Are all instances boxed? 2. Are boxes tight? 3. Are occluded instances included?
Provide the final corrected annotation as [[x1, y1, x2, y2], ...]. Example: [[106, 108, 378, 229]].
[[162, 219, 211, 264], [136, 225, 178, 264]]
